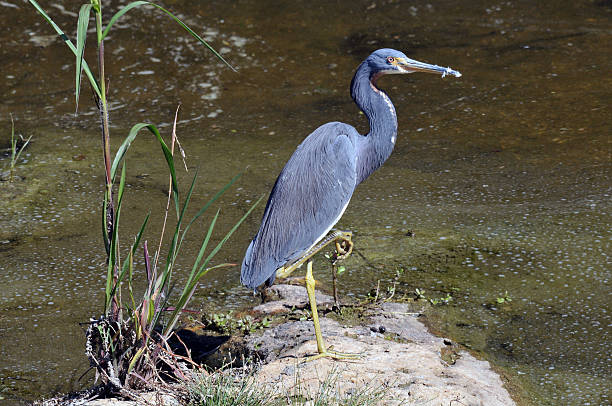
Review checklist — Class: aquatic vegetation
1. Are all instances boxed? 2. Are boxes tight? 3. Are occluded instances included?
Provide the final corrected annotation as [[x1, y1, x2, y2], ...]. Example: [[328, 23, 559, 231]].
[[495, 291, 512, 304], [28, 0, 258, 398], [201, 311, 271, 335], [428, 293, 453, 306], [4, 114, 32, 182]]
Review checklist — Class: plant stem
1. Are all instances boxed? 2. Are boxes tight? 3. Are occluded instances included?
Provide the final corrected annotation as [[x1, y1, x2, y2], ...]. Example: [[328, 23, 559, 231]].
[[95, 2, 119, 318], [9, 114, 15, 182]]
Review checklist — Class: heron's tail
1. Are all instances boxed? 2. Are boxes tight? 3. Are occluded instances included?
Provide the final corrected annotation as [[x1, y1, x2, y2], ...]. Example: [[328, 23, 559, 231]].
[[240, 240, 258, 290], [241, 238, 278, 290]]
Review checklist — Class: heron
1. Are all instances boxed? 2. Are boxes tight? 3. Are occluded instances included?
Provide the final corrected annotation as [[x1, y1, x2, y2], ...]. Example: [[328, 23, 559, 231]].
[[241, 48, 461, 360]]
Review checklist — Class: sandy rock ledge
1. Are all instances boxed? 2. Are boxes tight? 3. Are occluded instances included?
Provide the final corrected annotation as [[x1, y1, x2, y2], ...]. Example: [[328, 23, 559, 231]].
[[243, 285, 516, 405]]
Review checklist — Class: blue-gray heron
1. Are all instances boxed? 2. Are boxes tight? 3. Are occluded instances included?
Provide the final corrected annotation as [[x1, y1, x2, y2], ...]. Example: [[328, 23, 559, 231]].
[[241, 49, 461, 359]]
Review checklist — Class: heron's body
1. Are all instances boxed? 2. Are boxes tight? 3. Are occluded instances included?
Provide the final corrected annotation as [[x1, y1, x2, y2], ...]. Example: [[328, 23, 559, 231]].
[[240, 48, 460, 360], [241, 121, 360, 289]]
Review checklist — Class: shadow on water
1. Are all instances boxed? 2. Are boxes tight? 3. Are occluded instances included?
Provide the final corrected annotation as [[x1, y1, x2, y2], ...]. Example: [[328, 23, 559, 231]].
[[0, 0, 610, 404]]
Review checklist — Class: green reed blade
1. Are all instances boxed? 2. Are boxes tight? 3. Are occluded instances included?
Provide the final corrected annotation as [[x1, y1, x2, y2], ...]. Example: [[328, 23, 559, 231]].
[[187, 209, 220, 290], [113, 123, 179, 215], [75, 3, 92, 110], [154, 171, 199, 299], [27, 0, 101, 98], [163, 195, 263, 336], [198, 195, 264, 276], [173, 172, 242, 261], [127, 347, 145, 375], [160, 209, 219, 335]]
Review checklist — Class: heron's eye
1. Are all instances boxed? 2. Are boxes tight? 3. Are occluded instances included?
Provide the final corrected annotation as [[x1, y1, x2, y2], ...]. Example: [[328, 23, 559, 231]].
[[387, 56, 395, 63]]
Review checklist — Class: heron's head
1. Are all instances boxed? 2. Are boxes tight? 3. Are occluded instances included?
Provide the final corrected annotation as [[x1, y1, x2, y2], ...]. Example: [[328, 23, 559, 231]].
[[366, 48, 461, 83]]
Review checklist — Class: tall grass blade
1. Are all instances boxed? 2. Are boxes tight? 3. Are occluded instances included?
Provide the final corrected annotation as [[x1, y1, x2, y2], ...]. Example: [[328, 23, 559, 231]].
[[148, 177, 200, 332], [184, 209, 220, 292], [169, 171, 200, 261], [112, 124, 178, 209], [101, 1, 236, 71], [128, 240, 136, 315], [127, 346, 145, 375], [152, 170, 238, 326], [156, 171, 200, 300], [75, 3, 92, 110], [9, 114, 15, 160], [173, 172, 242, 263], [164, 264, 233, 335], [27, 0, 101, 98], [102, 196, 110, 256], [113, 164, 127, 253], [144, 240, 152, 283], [163, 196, 263, 335], [13, 136, 32, 165], [198, 195, 264, 276]]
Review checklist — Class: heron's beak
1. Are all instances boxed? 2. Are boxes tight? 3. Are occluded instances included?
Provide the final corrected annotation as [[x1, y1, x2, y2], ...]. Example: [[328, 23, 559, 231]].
[[395, 57, 461, 78]]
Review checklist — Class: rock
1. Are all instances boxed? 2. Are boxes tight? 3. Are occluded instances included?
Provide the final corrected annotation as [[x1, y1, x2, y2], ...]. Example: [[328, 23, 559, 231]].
[[82, 391, 179, 406], [82, 400, 134, 406], [244, 301, 516, 405], [252, 284, 334, 315]]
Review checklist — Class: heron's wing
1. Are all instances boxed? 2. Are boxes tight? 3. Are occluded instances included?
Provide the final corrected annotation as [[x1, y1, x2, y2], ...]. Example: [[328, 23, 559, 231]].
[[241, 122, 358, 289]]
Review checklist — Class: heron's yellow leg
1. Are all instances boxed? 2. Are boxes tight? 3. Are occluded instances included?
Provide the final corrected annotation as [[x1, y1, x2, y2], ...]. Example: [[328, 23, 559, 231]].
[[305, 260, 326, 354], [303, 260, 361, 362]]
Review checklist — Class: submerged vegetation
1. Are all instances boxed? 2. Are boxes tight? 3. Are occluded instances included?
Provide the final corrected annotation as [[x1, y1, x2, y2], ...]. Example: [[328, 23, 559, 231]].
[[2, 114, 32, 182], [28, 0, 260, 399]]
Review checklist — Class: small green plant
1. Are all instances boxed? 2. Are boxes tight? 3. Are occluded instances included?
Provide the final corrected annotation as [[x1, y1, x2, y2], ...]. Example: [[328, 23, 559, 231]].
[[187, 365, 277, 406], [365, 281, 381, 303], [385, 283, 397, 300], [202, 311, 271, 335], [429, 293, 453, 306], [5, 114, 32, 182], [288, 366, 388, 406], [496, 291, 512, 304], [414, 288, 426, 300]]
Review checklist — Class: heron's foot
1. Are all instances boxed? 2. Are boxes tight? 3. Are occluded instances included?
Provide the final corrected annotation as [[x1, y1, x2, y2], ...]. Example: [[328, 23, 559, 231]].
[[334, 237, 353, 261], [302, 346, 362, 363]]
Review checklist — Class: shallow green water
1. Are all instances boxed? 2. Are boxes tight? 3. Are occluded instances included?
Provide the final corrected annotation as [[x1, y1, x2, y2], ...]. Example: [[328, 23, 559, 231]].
[[0, 0, 610, 404]]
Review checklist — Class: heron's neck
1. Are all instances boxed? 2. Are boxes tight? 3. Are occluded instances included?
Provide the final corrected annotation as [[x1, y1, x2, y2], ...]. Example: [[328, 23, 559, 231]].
[[350, 63, 398, 184]]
